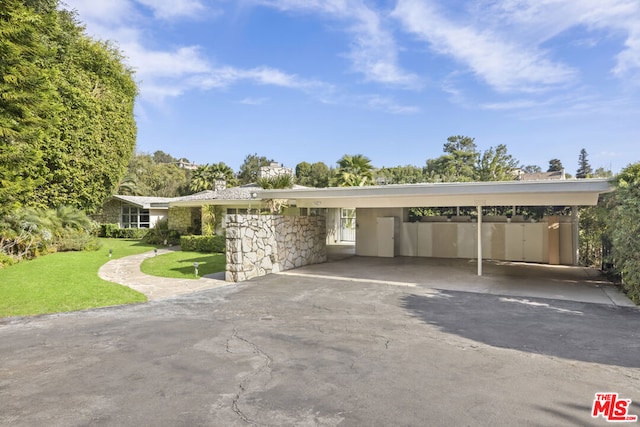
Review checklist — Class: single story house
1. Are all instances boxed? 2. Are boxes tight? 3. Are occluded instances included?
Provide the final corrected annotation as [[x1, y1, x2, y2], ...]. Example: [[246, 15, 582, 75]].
[[99, 167, 613, 282]]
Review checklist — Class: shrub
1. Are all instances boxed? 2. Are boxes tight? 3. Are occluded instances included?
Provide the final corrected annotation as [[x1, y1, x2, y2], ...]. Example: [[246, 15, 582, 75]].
[[99, 223, 120, 238], [57, 229, 102, 252], [98, 224, 147, 239], [180, 235, 225, 253], [142, 226, 181, 246], [0, 253, 16, 268]]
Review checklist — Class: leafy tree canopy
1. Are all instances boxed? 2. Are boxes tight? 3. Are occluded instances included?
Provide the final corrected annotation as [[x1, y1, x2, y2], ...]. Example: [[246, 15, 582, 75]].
[[0, 0, 137, 215], [238, 153, 273, 185], [522, 165, 542, 173], [476, 144, 520, 181], [375, 165, 426, 184], [120, 153, 190, 197], [547, 158, 564, 172], [152, 150, 179, 164], [426, 136, 479, 182], [425, 136, 519, 182], [295, 161, 331, 187]]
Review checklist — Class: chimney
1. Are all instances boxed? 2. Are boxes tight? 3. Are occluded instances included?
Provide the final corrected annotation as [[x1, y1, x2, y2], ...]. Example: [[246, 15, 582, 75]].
[[213, 179, 226, 191]]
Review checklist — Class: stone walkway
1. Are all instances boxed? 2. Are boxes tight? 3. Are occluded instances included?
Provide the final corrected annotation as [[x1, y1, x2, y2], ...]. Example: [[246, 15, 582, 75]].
[[98, 247, 231, 301]]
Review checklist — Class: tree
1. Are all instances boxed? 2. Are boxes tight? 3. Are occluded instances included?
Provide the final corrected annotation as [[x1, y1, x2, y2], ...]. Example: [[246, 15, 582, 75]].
[[547, 159, 564, 172], [576, 148, 593, 179], [125, 153, 190, 197], [209, 162, 237, 187], [332, 154, 374, 187], [237, 153, 273, 185], [593, 167, 613, 178], [522, 165, 542, 173], [476, 144, 520, 181], [0, 0, 58, 215], [189, 162, 236, 192], [0, 1, 137, 214], [152, 150, 178, 164], [375, 165, 425, 184], [257, 174, 293, 189], [295, 161, 330, 187], [425, 136, 478, 182]]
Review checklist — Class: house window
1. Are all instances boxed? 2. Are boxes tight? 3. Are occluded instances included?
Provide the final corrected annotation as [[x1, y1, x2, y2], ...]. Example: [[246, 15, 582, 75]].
[[121, 205, 150, 228]]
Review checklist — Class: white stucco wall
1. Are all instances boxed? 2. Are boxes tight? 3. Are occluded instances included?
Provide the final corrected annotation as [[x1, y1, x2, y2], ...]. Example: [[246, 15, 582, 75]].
[[150, 209, 168, 228], [360, 208, 576, 265], [355, 208, 404, 256]]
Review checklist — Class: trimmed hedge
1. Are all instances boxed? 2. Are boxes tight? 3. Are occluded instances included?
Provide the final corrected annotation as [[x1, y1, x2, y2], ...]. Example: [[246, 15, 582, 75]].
[[98, 224, 147, 239], [180, 235, 225, 253]]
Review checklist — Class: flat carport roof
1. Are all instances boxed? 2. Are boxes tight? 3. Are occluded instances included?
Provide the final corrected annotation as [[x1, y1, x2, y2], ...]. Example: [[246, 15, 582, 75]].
[[258, 179, 613, 208], [260, 179, 614, 276]]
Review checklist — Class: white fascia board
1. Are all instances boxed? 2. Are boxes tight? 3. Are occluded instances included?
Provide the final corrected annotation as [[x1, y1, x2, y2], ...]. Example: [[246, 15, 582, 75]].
[[261, 179, 612, 208]]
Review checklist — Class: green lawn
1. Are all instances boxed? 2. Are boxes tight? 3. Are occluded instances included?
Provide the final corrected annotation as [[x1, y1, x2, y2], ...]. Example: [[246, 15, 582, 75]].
[[0, 238, 159, 318], [140, 250, 225, 279]]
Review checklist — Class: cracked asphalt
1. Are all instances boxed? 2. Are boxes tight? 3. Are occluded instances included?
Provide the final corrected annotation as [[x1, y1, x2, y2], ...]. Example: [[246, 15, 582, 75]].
[[1, 273, 639, 426]]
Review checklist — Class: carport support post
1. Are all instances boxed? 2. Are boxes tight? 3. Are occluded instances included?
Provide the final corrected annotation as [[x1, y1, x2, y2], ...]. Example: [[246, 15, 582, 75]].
[[572, 206, 579, 266], [477, 204, 482, 276]]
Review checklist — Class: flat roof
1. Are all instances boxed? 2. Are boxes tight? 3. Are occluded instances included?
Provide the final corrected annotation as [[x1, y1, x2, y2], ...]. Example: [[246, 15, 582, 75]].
[[258, 179, 613, 208]]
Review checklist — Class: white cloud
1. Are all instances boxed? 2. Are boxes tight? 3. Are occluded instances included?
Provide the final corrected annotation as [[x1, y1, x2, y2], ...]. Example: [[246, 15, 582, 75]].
[[363, 95, 420, 114], [253, 0, 420, 88], [193, 66, 332, 93], [486, 0, 640, 80], [393, 0, 577, 93], [135, 0, 208, 20], [237, 97, 268, 105]]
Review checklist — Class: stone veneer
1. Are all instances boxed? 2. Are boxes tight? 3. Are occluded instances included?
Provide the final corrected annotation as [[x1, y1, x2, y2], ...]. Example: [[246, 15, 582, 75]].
[[93, 199, 122, 225], [225, 214, 327, 282]]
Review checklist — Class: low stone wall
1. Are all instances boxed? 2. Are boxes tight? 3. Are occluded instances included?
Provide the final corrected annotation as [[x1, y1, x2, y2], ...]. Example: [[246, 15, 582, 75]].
[[225, 214, 327, 282]]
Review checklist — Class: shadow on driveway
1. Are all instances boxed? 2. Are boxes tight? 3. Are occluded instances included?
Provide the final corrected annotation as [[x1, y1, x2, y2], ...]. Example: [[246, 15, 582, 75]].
[[400, 289, 640, 368]]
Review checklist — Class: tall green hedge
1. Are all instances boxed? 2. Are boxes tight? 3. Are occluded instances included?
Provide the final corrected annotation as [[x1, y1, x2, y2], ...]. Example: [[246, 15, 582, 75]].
[[608, 163, 640, 303]]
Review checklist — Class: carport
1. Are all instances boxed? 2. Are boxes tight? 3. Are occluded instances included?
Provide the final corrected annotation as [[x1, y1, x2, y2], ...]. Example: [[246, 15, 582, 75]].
[[260, 179, 613, 276]]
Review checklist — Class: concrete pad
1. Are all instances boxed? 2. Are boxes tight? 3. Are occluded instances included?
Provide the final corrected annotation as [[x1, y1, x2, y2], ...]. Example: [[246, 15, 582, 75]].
[[283, 255, 637, 308]]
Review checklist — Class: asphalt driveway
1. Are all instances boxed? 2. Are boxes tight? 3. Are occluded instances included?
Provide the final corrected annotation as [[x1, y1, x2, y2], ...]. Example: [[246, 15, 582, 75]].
[[1, 273, 639, 426]]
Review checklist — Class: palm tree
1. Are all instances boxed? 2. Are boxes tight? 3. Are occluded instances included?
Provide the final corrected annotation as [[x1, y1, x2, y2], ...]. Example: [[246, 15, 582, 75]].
[[333, 154, 374, 187], [189, 162, 238, 193], [116, 173, 140, 195], [209, 162, 237, 187], [189, 165, 213, 193], [257, 174, 293, 189]]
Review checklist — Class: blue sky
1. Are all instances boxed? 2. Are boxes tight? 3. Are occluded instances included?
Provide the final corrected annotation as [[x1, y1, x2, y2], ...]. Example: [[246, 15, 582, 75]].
[[63, 0, 640, 174]]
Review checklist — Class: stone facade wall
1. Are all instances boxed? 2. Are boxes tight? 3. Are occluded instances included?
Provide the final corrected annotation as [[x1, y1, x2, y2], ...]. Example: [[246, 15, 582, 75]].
[[225, 214, 327, 282], [169, 207, 200, 234], [94, 199, 122, 225]]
